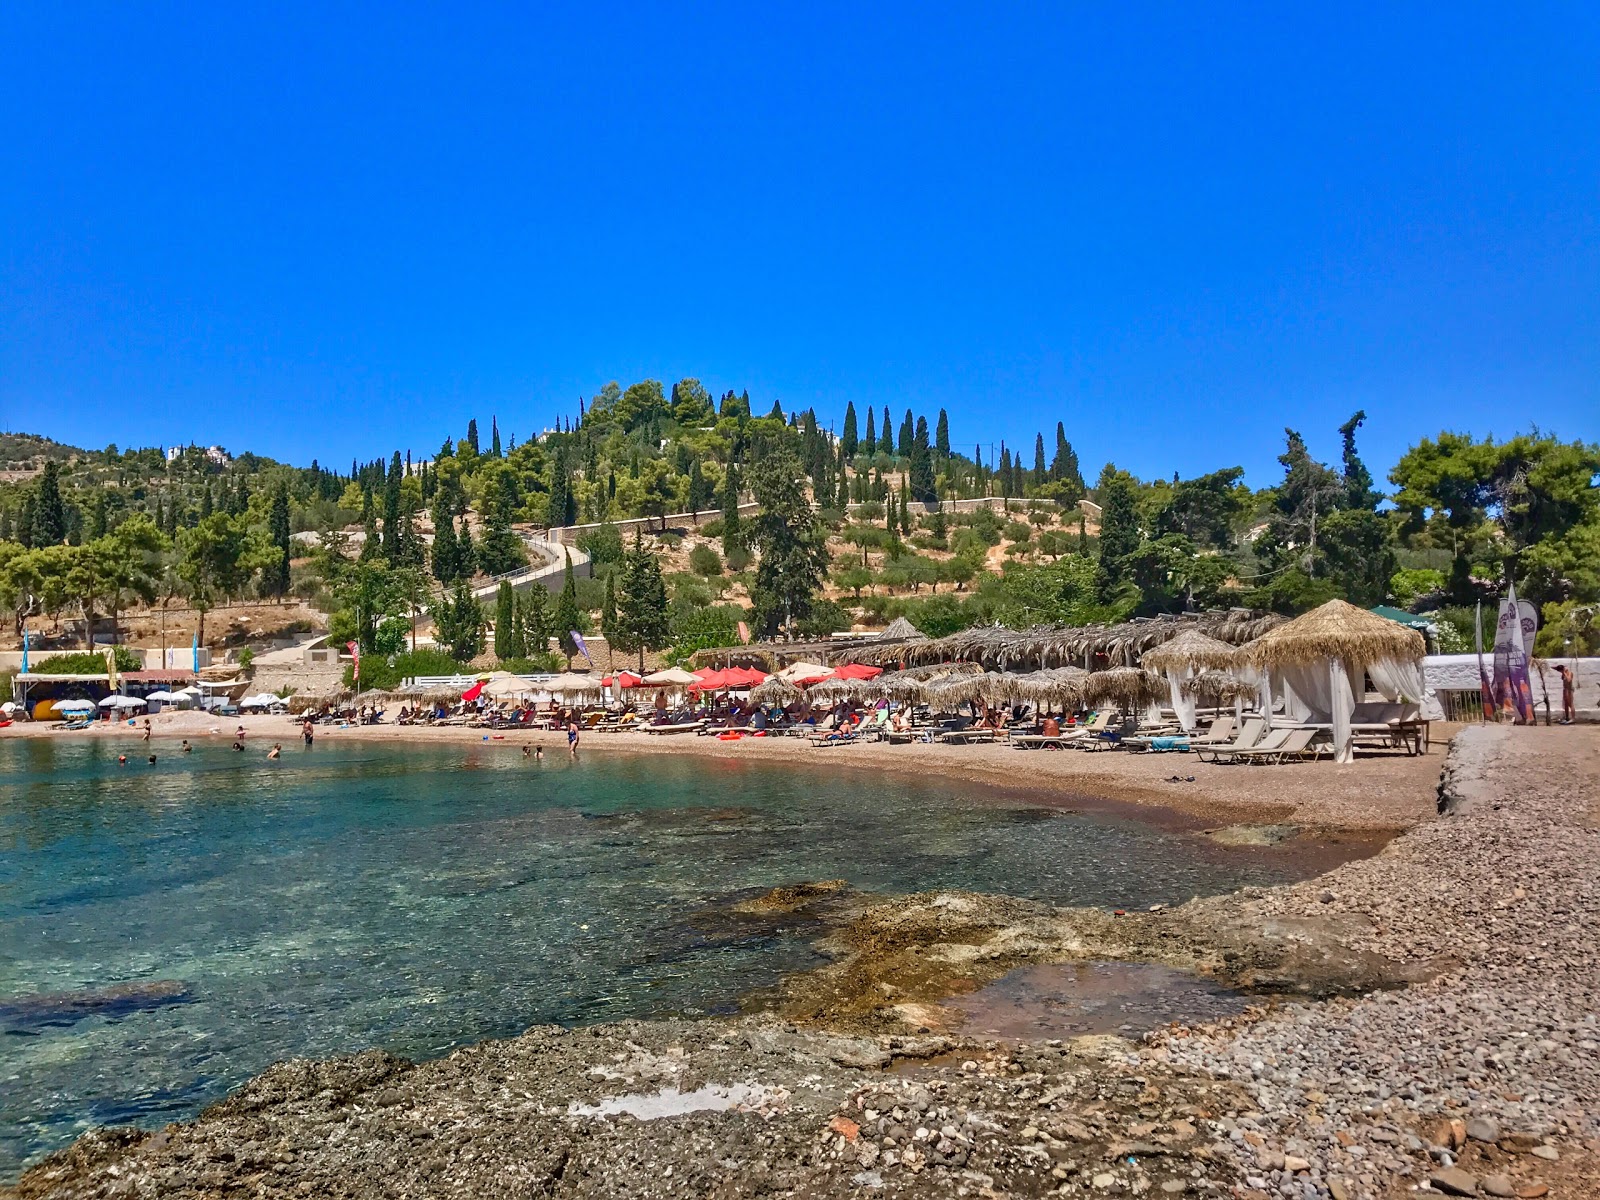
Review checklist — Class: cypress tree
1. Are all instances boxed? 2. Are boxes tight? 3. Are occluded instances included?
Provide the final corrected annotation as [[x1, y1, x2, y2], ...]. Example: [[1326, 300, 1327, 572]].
[[1033, 434, 1046, 489], [490, 417, 502, 458], [18, 497, 34, 548], [553, 552, 583, 665], [86, 490, 108, 539], [998, 446, 1011, 498], [430, 493, 458, 582], [507, 592, 527, 658], [494, 580, 515, 659], [382, 452, 403, 556], [522, 578, 550, 655], [879, 407, 894, 456], [897, 409, 914, 457], [720, 461, 742, 555], [864, 406, 876, 454], [0, 506, 11, 541], [268, 483, 292, 597], [909, 416, 935, 504], [935, 409, 950, 459], [455, 512, 475, 576], [32, 461, 67, 546], [465, 419, 480, 454], [600, 571, 618, 645], [841, 402, 859, 459]]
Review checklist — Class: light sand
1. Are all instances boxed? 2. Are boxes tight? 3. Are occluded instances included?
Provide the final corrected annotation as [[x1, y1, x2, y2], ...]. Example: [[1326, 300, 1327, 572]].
[[9, 709, 1452, 832]]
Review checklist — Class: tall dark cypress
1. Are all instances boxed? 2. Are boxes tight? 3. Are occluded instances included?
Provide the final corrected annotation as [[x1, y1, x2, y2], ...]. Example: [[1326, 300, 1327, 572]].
[[31, 460, 67, 546], [935, 410, 950, 459], [268, 483, 292, 597], [897, 410, 914, 458], [879, 407, 894, 456], [841, 402, 858, 459]]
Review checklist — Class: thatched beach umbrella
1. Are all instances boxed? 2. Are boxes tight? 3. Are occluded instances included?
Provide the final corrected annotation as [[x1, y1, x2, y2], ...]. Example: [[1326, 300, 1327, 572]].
[[750, 677, 802, 707], [1009, 666, 1089, 709], [1080, 667, 1166, 711], [807, 677, 885, 703], [1242, 599, 1429, 763], [1139, 630, 1241, 732], [1181, 670, 1257, 703], [545, 672, 604, 699]]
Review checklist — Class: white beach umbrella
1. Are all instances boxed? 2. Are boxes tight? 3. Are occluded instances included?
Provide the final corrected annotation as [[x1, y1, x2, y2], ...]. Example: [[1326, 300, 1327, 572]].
[[1, 701, 15, 714], [54, 699, 97, 714], [97, 695, 122, 708], [776, 661, 830, 683], [642, 668, 698, 686], [145, 690, 181, 703]]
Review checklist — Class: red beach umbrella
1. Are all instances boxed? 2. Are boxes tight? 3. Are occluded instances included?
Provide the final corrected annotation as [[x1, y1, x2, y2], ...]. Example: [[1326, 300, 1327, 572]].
[[831, 663, 882, 680]]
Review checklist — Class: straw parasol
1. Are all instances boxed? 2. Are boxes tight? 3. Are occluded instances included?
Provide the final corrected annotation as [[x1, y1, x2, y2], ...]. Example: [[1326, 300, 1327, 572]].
[[545, 672, 604, 697], [1008, 666, 1089, 707], [776, 660, 831, 683], [1080, 667, 1166, 710], [482, 671, 534, 699], [879, 615, 927, 642], [876, 661, 983, 701], [1181, 670, 1257, 703], [750, 677, 802, 707], [808, 677, 884, 703], [1242, 599, 1426, 670], [1139, 629, 1240, 673]]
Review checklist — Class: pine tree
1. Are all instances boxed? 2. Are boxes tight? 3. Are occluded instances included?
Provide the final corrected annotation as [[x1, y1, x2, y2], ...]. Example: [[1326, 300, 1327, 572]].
[[477, 469, 527, 576], [841, 402, 859, 459], [617, 531, 670, 671], [494, 580, 515, 659], [935, 410, 950, 459], [31, 461, 67, 546]]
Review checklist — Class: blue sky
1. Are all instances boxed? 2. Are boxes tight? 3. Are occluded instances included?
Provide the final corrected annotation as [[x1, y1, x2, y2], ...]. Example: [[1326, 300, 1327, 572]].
[[3, 3, 1597, 485]]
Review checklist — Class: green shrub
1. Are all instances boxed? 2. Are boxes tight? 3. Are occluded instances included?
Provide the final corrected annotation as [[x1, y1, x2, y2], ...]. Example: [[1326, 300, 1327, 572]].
[[1002, 521, 1032, 543], [725, 545, 753, 573], [576, 522, 624, 565], [30, 647, 143, 674], [688, 544, 723, 577]]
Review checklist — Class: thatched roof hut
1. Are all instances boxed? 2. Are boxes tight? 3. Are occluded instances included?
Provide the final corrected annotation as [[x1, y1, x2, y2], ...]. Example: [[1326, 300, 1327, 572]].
[[1139, 629, 1240, 673], [1242, 599, 1426, 670], [1080, 667, 1166, 710], [843, 610, 1284, 670], [1241, 599, 1431, 764], [876, 661, 982, 701]]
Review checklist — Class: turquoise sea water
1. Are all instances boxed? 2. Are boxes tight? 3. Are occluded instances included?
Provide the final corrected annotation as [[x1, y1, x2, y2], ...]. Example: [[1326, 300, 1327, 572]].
[[3, 738, 1310, 1176]]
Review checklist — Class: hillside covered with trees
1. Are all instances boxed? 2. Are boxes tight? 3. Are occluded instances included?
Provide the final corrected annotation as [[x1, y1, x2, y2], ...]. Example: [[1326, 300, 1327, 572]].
[[2, 381, 1596, 684]]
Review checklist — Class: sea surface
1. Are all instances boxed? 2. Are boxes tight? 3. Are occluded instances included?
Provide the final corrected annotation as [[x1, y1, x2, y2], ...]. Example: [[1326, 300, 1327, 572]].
[[4, 738, 1312, 1177]]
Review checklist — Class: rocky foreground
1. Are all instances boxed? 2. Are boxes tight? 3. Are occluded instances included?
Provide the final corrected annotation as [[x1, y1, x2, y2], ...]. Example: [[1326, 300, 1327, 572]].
[[9, 725, 1597, 1199]]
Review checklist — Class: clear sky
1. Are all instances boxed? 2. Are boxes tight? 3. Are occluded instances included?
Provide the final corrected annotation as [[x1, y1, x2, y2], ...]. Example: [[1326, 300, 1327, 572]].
[[3, 3, 1597, 485]]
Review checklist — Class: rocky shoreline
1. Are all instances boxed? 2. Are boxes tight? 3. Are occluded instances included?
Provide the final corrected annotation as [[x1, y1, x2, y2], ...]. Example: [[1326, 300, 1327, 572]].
[[8, 725, 1597, 1199]]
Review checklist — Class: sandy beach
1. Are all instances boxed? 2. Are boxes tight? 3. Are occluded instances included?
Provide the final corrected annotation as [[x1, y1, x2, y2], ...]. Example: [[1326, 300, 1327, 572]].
[[9, 709, 1455, 834]]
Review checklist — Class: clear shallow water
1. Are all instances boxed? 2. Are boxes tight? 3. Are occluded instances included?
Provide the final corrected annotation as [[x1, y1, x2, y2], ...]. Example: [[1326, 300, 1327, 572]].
[[3, 739, 1310, 1176]]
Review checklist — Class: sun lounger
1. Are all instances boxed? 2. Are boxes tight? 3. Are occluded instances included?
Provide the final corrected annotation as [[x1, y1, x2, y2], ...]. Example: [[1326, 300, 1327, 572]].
[[938, 727, 999, 744], [642, 721, 705, 735], [1190, 717, 1265, 763], [1204, 725, 1292, 764], [1010, 733, 1071, 750], [1229, 726, 1324, 765]]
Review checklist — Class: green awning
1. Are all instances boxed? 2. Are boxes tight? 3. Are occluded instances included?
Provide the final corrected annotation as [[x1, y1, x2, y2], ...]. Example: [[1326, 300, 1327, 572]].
[[1370, 604, 1433, 630]]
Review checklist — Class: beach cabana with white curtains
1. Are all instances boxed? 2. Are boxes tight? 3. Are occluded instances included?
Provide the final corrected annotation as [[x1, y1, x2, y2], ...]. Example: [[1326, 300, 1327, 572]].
[[1138, 629, 1240, 732], [1243, 600, 1433, 763]]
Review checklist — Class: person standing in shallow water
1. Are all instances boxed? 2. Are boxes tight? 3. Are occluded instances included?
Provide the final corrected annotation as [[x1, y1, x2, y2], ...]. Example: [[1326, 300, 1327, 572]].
[[302, 718, 314, 748], [566, 717, 580, 757]]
